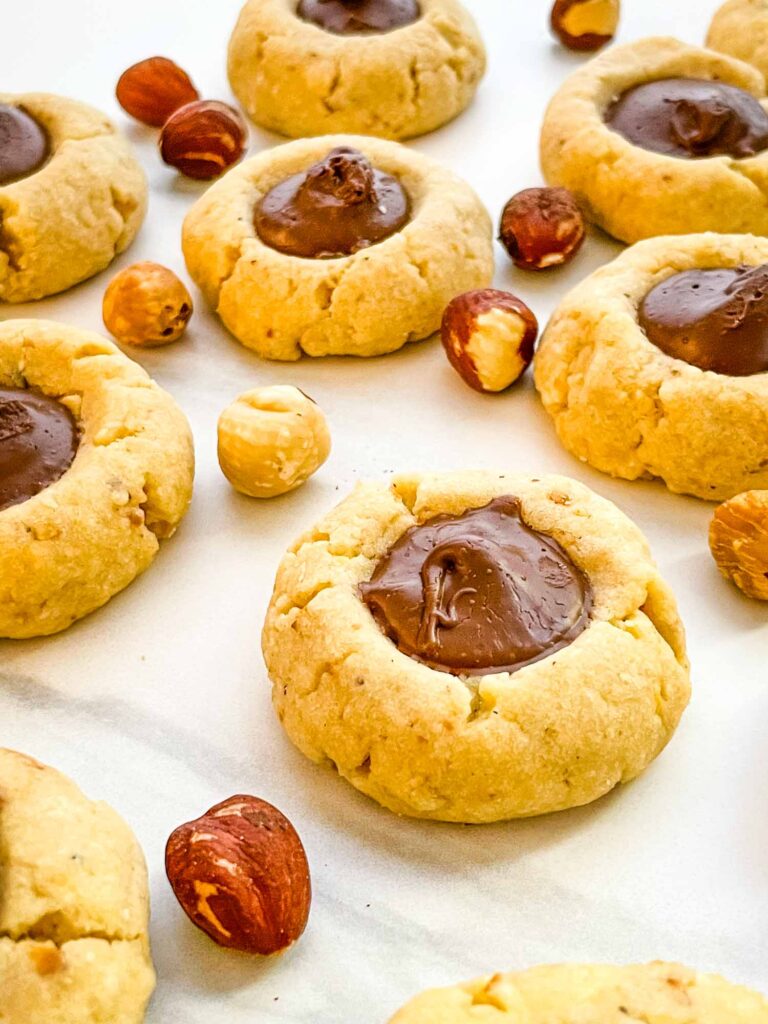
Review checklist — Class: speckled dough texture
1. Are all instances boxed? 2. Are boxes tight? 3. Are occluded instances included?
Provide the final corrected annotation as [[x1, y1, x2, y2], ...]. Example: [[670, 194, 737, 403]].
[[262, 470, 690, 823], [227, 0, 486, 140], [708, 0, 768, 81], [0, 94, 147, 303], [387, 962, 768, 1023], [534, 233, 768, 501], [0, 319, 194, 638], [0, 749, 155, 1024], [540, 37, 768, 243], [183, 135, 493, 360]]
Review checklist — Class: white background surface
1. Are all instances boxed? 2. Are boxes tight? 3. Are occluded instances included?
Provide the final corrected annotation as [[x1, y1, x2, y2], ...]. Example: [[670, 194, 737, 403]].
[[3, 1, 768, 1020]]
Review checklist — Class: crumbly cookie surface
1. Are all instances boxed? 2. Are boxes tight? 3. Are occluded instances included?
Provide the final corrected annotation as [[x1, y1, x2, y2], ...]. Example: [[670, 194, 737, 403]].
[[262, 470, 690, 823], [0, 319, 194, 638], [388, 962, 768, 1022], [0, 93, 147, 303], [540, 37, 768, 243], [708, 0, 768, 81], [227, 0, 486, 140], [0, 749, 155, 1024], [534, 233, 768, 500], [183, 135, 493, 360]]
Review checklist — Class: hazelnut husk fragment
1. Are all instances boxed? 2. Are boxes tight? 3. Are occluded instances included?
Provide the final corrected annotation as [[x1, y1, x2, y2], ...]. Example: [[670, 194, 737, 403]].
[[441, 288, 539, 393], [499, 187, 585, 271]]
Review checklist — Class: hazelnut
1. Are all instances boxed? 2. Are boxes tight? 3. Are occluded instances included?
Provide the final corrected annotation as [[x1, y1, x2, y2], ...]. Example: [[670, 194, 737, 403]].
[[116, 56, 199, 127], [709, 490, 768, 601], [499, 187, 585, 271], [217, 385, 331, 498], [441, 289, 538, 393], [165, 794, 311, 955], [160, 100, 247, 180], [103, 262, 193, 347], [550, 0, 619, 52]]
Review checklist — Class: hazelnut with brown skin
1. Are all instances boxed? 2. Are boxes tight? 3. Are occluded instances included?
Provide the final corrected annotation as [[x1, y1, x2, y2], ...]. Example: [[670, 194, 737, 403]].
[[499, 187, 585, 271], [550, 0, 620, 52], [103, 262, 193, 347], [441, 289, 539, 393], [165, 794, 311, 955], [116, 57, 199, 127], [160, 99, 247, 180], [709, 490, 768, 601]]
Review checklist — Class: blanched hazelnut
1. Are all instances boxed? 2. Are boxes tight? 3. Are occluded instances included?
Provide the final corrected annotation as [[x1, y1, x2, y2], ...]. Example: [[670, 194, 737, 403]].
[[441, 289, 539, 393], [217, 385, 331, 498], [709, 489, 768, 600], [102, 262, 193, 347], [499, 187, 586, 271], [550, 0, 619, 52]]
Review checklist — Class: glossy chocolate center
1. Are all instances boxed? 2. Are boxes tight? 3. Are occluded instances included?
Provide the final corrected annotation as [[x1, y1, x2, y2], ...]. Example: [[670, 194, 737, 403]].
[[360, 496, 592, 676], [605, 78, 768, 159], [639, 264, 768, 376], [254, 146, 410, 259], [0, 104, 49, 186], [0, 388, 78, 512], [297, 0, 420, 34]]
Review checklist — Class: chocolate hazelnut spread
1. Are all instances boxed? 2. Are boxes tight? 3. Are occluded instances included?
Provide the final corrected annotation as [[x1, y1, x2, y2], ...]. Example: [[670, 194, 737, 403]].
[[0, 387, 78, 512], [297, 0, 420, 35], [0, 104, 49, 186], [360, 496, 592, 676], [639, 264, 768, 376], [254, 146, 410, 258], [605, 78, 768, 159]]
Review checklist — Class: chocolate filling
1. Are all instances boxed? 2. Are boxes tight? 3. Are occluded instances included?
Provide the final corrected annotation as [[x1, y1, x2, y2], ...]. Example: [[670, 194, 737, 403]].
[[605, 78, 768, 159], [254, 146, 410, 259], [639, 264, 768, 376], [0, 387, 78, 512], [0, 104, 49, 186], [360, 496, 592, 676], [297, 0, 420, 34]]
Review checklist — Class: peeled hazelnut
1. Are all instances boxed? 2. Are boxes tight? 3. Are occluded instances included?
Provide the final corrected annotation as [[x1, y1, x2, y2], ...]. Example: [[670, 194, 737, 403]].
[[217, 385, 331, 498], [116, 57, 199, 127], [103, 262, 193, 347], [441, 288, 539, 393], [550, 0, 619, 51], [709, 490, 768, 601], [166, 794, 311, 955], [160, 99, 247, 180], [499, 187, 585, 271]]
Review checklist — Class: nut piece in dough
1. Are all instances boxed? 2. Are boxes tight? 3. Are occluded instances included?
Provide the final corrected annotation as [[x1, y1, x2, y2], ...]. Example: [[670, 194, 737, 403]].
[[387, 962, 768, 1022], [0, 748, 155, 1023], [218, 385, 331, 498]]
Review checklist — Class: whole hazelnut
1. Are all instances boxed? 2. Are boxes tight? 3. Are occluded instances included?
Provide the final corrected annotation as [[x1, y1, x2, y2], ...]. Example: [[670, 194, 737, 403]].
[[160, 100, 247, 180], [217, 385, 331, 498], [116, 57, 199, 127], [102, 262, 193, 347], [166, 794, 311, 955], [709, 489, 768, 601], [441, 289, 539, 393], [499, 187, 586, 271], [550, 0, 620, 51]]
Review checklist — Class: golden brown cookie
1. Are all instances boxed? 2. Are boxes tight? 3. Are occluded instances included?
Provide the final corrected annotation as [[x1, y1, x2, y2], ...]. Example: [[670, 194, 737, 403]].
[[262, 470, 690, 823], [540, 37, 768, 243], [227, 0, 486, 140], [388, 962, 768, 1023], [0, 319, 194, 638], [0, 94, 147, 302], [0, 749, 155, 1024], [708, 0, 768, 82], [535, 232, 768, 501], [182, 135, 493, 359]]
